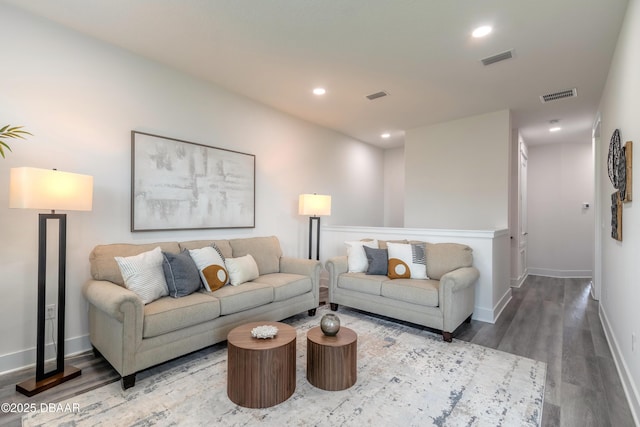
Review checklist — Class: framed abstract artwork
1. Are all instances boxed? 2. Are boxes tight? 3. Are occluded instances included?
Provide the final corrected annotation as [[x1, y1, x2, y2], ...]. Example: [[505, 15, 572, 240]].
[[131, 131, 255, 231]]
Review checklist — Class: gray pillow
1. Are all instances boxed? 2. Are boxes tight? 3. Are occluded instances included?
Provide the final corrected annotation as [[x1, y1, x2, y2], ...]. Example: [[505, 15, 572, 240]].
[[162, 250, 202, 298], [364, 246, 388, 275]]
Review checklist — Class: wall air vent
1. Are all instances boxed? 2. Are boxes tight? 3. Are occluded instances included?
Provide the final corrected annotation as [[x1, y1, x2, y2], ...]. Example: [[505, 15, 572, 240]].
[[540, 88, 578, 103], [366, 91, 388, 100], [481, 49, 514, 66]]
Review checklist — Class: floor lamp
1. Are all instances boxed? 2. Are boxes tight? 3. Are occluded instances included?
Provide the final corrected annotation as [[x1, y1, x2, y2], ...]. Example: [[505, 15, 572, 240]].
[[299, 194, 331, 260], [10, 167, 93, 397]]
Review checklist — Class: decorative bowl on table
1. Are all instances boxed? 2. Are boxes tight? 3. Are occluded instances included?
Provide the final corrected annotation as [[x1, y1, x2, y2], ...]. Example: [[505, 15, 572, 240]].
[[251, 325, 278, 339]]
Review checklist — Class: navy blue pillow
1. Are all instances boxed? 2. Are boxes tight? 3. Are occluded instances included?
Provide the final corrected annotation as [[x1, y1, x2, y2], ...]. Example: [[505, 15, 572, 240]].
[[162, 250, 201, 298], [364, 246, 388, 275]]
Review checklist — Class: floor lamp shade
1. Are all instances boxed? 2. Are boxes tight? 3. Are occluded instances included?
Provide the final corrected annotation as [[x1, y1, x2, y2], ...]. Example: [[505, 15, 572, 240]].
[[9, 167, 93, 211], [299, 194, 331, 260], [298, 194, 331, 216], [9, 167, 93, 396]]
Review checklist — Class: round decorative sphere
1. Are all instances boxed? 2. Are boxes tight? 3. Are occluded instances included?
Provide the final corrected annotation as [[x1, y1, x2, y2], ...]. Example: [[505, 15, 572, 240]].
[[320, 313, 341, 336]]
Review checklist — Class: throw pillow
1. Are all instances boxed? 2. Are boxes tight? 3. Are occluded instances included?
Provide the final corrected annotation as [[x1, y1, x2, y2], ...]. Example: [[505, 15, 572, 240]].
[[225, 254, 260, 286], [364, 246, 388, 275], [345, 240, 379, 273], [161, 250, 201, 298], [387, 242, 428, 280], [189, 245, 229, 292], [115, 247, 169, 304]]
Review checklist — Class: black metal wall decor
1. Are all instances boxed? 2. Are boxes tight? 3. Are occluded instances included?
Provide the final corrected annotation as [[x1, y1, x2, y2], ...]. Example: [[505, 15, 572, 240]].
[[608, 129, 634, 241]]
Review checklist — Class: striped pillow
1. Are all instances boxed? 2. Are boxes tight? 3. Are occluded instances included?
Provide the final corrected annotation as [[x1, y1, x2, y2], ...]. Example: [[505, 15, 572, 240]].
[[115, 247, 169, 304]]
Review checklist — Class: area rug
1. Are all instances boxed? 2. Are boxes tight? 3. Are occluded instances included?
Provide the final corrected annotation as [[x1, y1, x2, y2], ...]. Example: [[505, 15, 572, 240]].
[[23, 305, 545, 426]]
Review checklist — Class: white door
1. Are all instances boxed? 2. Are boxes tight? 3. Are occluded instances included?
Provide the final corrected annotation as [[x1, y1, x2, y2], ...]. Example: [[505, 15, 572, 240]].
[[519, 144, 528, 280]]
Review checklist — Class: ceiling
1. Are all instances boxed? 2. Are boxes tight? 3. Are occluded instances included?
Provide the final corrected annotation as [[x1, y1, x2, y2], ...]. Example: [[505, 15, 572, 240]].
[[3, 0, 630, 148]]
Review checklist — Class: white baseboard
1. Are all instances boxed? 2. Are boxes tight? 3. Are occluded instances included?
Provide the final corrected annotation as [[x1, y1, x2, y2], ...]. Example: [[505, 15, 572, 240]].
[[527, 268, 592, 278], [600, 306, 640, 426], [0, 334, 91, 375], [511, 271, 528, 288], [473, 287, 512, 324]]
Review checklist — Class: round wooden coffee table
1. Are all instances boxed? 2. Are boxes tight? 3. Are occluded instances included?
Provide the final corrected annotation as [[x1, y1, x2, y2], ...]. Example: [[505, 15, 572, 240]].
[[306, 326, 357, 390], [227, 321, 296, 408]]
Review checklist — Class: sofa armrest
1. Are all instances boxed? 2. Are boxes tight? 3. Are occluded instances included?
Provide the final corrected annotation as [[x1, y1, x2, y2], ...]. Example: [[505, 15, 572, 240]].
[[82, 280, 144, 322], [325, 256, 348, 303], [439, 267, 479, 333], [82, 279, 144, 376], [280, 257, 322, 306]]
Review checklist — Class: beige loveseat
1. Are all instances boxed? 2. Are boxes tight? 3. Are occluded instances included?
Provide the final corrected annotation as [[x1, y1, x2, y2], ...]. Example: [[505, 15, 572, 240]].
[[326, 240, 479, 342], [83, 236, 321, 389]]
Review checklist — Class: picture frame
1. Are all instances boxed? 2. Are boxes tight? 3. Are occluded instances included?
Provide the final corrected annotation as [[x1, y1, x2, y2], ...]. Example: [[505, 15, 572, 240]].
[[611, 191, 622, 241], [131, 131, 255, 231]]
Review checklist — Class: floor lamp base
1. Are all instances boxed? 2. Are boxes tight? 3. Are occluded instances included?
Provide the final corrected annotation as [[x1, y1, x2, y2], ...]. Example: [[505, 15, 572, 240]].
[[16, 365, 81, 397]]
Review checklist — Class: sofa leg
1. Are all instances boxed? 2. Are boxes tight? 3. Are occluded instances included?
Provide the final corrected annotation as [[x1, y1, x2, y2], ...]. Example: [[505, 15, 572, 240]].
[[308, 308, 317, 316], [121, 374, 136, 390], [92, 345, 102, 359], [442, 332, 452, 343], [465, 314, 472, 324], [330, 303, 339, 311]]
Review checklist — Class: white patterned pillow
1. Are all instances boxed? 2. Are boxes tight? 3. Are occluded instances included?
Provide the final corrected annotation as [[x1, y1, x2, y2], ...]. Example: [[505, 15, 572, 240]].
[[345, 240, 379, 273], [189, 245, 229, 292], [115, 247, 169, 304], [387, 242, 428, 279]]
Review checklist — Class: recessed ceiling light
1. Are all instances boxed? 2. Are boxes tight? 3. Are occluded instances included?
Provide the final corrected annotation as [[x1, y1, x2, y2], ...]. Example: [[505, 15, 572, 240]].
[[381, 133, 391, 139], [549, 127, 562, 132], [472, 25, 492, 38], [313, 88, 326, 95]]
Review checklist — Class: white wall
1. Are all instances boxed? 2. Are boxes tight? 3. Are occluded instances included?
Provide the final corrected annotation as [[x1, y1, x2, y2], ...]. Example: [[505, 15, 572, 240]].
[[404, 110, 511, 230], [0, 4, 384, 372], [383, 147, 404, 227], [597, 0, 640, 421], [527, 141, 594, 277]]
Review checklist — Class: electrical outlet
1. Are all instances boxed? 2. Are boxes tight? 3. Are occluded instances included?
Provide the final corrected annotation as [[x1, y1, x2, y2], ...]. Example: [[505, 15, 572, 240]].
[[46, 304, 56, 320]]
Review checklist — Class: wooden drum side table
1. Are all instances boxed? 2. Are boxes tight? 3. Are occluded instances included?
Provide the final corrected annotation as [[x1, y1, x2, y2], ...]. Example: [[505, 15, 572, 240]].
[[306, 326, 357, 391], [227, 321, 296, 408]]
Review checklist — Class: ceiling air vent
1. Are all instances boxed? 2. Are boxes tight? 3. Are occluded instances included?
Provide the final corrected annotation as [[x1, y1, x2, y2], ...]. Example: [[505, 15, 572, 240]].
[[540, 88, 578, 103], [366, 91, 388, 100], [481, 49, 514, 66]]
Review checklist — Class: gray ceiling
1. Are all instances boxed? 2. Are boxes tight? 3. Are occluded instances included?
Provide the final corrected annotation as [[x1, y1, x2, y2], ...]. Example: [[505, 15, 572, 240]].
[[4, 0, 630, 148]]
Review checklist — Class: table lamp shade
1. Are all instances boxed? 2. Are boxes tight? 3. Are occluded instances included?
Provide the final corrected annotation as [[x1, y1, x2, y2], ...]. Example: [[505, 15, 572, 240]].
[[299, 194, 331, 216], [10, 167, 93, 211]]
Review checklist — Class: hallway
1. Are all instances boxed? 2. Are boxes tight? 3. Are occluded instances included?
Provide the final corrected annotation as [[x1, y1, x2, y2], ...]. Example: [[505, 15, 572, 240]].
[[457, 275, 635, 426]]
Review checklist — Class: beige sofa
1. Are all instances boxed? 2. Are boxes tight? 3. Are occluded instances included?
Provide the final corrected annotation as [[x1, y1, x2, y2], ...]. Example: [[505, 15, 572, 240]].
[[83, 236, 321, 389], [325, 241, 479, 342]]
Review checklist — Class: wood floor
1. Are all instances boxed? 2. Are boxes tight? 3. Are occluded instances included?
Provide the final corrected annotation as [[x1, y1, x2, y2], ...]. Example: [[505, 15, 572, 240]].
[[0, 276, 634, 426], [455, 275, 635, 427]]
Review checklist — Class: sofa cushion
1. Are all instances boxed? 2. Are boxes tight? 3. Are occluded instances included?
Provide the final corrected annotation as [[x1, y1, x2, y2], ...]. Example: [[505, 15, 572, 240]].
[[189, 245, 229, 291], [229, 236, 282, 275], [387, 242, 428, 279], [226, 254, 260, 286], [212, 282, 274, 315], [345, 240, 379, 272], [364, 246, 388, 275], [142, 292, 221, 339], [162, 250, 202, 298], [381, 278, 440, 307], [90, 242, 181, 286], [179, 240, 232, 258], [425, 243, 473, 280], [337, 272, 385, 296], [253, 273, 312, 302], [115, 247, 169, 304]]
